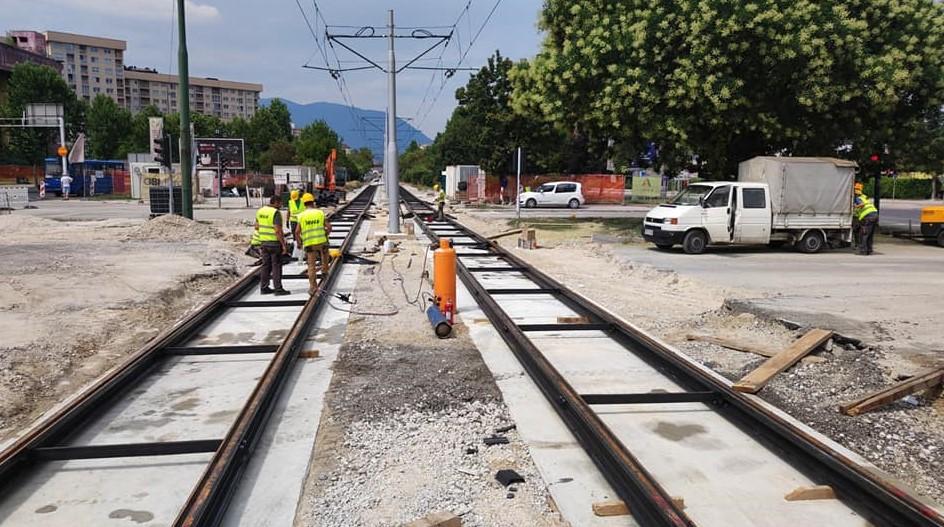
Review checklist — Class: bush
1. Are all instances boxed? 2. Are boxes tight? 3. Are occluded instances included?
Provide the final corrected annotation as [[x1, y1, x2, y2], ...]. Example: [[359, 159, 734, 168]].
[[878, 176, 932, 199]]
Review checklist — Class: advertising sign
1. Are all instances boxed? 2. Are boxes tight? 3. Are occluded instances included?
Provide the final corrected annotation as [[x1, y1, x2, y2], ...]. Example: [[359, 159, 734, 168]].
[[195, 138, 245, 170], [632, 174, 662, 200]]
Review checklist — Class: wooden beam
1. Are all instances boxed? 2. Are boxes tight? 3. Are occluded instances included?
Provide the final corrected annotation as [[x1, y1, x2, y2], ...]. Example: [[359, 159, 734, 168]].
[[733, 329, 833, 394], [839, 367, 944, 416], [592, 497, 685, 517], [402, 511, 461, 527], [685, 334, 778, 358], [785, 485, 836, 501], [486, 228, 523, 240]]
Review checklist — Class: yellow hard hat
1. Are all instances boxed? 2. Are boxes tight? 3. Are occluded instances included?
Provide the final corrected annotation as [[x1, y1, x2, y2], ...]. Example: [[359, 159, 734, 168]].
[[302, 192, 315, 204], [290, 189, 300, 199], [433, 184, 440, 190]]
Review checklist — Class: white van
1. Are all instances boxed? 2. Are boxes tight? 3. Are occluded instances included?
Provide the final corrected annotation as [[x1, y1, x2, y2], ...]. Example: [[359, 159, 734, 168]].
[[643, 157, 856, 254], [518, 181, 585, 209]]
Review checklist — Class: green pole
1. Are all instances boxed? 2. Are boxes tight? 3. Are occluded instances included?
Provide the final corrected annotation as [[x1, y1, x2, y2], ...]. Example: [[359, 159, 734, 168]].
[[177, 0, 194, 218]]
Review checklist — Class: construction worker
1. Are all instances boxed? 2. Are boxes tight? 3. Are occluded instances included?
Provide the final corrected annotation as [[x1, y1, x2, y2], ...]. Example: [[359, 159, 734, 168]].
[[245, 228, 263, 266], [287, 189, 303, 242], [854, 182, 879, 255], [255, 195, 291, 295], [295, 192, 331, 295], [434, 184, 446, 221]]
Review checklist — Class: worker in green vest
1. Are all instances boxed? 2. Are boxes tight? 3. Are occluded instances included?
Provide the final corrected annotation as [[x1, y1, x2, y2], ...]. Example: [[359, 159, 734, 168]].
[[854, 182, 879, 255], [255, 195, 291, 295], [287, 189, 303, 242], [295, 192, 331, 294], [244, 228, 263, 266], [434, 184, 446, 221]]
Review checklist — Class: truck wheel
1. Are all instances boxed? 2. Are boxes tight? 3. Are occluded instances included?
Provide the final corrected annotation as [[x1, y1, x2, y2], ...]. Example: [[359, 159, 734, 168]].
[[526, 198, 537, 208], [682, 230, 707, 254], [797, 231, 825, 253], [568, 198, 580, 209], [937, 230, 944, 248]]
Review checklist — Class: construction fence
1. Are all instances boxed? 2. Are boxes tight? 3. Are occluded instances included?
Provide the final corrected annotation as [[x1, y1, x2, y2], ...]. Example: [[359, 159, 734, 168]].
[[467, 173, 626, 204]]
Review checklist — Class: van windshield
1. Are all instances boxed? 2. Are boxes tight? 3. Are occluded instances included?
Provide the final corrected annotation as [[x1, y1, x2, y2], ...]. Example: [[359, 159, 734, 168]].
[[671, 184, 714, 206]]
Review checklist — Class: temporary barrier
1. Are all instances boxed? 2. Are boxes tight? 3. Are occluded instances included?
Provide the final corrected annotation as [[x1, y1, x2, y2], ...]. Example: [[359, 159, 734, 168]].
[[483, 173, 625, 204]]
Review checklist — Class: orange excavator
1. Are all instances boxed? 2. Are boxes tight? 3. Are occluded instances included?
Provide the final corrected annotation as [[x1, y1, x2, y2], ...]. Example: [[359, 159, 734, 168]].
[[315, 148, 347, 205]]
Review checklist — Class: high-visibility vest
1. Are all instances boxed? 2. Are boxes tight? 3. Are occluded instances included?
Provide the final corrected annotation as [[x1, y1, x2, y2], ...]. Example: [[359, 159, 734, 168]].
[[436, 190, 446, 204], [256, 205, 279, 243], [250, 229, 261, 247], [298, 208, 327, 247], [288, 198, 303, 222], [855, 194, 878, 221]]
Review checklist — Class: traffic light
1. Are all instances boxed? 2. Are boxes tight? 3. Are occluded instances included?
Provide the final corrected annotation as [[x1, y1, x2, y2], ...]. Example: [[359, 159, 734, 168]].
[[153, 135, 172, 169]]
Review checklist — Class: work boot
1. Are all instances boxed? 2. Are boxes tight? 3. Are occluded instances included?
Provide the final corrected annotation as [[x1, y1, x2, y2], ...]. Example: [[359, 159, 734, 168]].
[[273, 289, 291, 296], [260, 286, 275, 295]]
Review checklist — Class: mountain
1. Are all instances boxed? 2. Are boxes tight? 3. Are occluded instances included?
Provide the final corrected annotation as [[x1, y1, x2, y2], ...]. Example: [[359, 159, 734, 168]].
[[261, 98, 431, 158]]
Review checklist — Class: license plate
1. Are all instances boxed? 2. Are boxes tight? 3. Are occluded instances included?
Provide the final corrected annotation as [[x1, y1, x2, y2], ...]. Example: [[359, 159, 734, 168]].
[[644, 229, 653, 236]]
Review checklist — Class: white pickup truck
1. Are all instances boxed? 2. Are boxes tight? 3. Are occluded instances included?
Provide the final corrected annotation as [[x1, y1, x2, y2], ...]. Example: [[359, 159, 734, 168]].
[[642, 157, 857, 254]]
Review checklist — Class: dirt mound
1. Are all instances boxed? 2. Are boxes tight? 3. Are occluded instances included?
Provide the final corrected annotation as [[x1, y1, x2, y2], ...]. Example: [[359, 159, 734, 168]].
[[128, 214, 223, 242]]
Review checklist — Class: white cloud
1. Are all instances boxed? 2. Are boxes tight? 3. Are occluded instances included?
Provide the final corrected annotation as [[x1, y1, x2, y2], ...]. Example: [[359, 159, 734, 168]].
[[47, 0, 220, 23]]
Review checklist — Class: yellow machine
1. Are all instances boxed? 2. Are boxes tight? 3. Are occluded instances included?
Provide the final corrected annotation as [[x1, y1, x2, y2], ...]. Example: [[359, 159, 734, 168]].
[[920, 206, 944, 247]]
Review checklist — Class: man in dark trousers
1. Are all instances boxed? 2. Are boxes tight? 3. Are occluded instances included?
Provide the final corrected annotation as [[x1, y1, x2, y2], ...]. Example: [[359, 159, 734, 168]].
[[255, 195, 291, 295]]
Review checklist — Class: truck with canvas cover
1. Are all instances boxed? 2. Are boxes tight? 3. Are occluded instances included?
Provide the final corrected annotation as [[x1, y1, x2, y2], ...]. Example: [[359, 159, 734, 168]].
[[642, 157, 857, 254]]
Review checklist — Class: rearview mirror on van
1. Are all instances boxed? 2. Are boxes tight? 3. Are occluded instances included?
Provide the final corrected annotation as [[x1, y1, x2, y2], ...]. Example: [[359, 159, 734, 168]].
[[699, 195, 708, 208]]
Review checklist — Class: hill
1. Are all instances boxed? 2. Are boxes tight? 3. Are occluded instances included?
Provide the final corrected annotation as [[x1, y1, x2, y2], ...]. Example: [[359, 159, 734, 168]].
[[261, 98, 431, 158]]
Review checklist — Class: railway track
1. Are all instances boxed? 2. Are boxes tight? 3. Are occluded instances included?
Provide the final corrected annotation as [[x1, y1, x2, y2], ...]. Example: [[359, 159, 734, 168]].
[[0, 184, 377, 526], [399, 186, 944, 527]]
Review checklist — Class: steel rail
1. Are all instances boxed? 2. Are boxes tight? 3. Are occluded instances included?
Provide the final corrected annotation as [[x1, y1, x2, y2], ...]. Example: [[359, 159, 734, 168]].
[[175, 184, 376, 526], [0, 184, 377, 527], [399, 186, 944, 527]]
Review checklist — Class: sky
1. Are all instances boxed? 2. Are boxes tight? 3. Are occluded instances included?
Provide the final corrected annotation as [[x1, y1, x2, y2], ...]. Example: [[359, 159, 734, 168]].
[[1, 0, 544, 139]]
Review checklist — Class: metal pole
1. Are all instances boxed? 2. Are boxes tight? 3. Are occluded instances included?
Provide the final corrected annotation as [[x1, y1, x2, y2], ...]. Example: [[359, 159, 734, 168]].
[[167, 136, 175, 215], [58, 117, 67, 178], [217, 148, 222, 209], [516, 147, 522, 223], [177, 0, 194, 218], [385, 9, 401, 233]]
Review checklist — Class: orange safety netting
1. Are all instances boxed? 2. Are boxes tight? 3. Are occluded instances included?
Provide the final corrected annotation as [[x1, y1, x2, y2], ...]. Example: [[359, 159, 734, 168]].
[[479, 174, 625, 204]]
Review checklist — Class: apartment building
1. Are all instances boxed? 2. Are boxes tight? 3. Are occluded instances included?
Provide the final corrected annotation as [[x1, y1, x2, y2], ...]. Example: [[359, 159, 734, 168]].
[[124, 67, 262, 121], [42, 31, 127, 105]]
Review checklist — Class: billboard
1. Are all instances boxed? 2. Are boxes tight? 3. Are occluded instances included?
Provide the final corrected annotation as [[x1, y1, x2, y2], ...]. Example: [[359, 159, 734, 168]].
[[195, 138, 245, 170], [632, 174, 662, 200]]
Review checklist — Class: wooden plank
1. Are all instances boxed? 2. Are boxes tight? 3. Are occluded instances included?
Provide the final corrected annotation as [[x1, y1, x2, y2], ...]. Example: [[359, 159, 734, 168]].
[[487, 228, 523, 240], [592, 497, 685, 517], [733, 329, 833, 394], [785, 485, 836, 501], [839, 367, 944, 416], [402, 511, 461, 527], [298, 350, 320, 359], [685, 334, 778, 358], [557, 315, 590, 324]]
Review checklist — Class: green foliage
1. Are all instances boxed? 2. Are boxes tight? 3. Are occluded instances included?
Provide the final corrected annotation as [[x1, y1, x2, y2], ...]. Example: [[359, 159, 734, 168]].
[[86, 94, 131, 159], [0, 63, 85, 165], [399, 140, 437, 186], [295, 120, 341, 166], [344, 147, 375, 178], [515, 0, 944, 177], [879, 176, 932, 199], [256, 140, 296, 174]]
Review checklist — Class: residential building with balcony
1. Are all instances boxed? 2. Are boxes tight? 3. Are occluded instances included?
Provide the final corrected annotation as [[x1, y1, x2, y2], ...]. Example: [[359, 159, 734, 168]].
[[123, 67, 261, 121], [42, 31, 127, 105]]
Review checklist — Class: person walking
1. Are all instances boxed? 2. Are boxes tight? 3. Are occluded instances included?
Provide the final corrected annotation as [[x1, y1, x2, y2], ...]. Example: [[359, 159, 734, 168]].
[[854, 182, 879, 255], [60, 174, 73, 200], [294, 193, 331, 295], [255, 195, 291, 295], [434, 184, 446, 221]]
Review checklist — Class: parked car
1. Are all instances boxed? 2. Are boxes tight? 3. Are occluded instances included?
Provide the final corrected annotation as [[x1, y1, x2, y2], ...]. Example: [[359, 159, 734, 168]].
[[518, 182, 585, 209]]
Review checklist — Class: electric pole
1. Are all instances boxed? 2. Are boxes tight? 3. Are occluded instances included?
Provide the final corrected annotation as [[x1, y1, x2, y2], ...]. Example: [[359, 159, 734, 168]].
[[177, 0, 194, 218], [385, 10, 401, 233]]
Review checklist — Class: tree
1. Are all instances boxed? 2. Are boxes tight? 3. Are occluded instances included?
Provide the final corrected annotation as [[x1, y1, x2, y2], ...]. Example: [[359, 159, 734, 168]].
[[243, 99, 293, 170], [120, 105, 163, 156], [344, 147, 375, 178], [0, 63, 85, 165], [514, 0, 944, 177], [86, 94, 131, 159], [436, 51, 600, 176], [295, 120, 341, 166], [400, 140, 437, 186], [257, 140, 296, 174]]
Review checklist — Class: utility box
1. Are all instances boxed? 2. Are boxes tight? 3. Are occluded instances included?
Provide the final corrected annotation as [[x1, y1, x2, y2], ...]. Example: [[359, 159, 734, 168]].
[[441, 165, 480, 200]]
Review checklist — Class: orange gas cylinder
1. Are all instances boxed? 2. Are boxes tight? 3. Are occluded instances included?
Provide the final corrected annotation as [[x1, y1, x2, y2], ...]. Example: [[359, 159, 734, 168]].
[[433, 238, 457, 315]]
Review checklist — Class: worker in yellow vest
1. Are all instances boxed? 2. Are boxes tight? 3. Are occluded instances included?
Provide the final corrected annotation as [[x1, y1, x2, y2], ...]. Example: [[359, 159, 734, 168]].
[[854, 182, 879, 255], [295, 193, 331, 294], [255, 195, 291, 295], [287, 189, 303, 241], [434, 184, 446, 221]]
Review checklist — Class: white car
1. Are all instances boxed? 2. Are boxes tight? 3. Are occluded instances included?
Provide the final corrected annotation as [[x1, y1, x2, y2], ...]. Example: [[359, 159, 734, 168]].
[[518, 182, 585, 209]]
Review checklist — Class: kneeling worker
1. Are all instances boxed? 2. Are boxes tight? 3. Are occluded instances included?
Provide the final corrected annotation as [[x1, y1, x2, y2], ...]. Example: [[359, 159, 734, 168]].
[[295, 192, 331, 295], [256, 195, 291, 295], [854, 182, 879, 255]]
